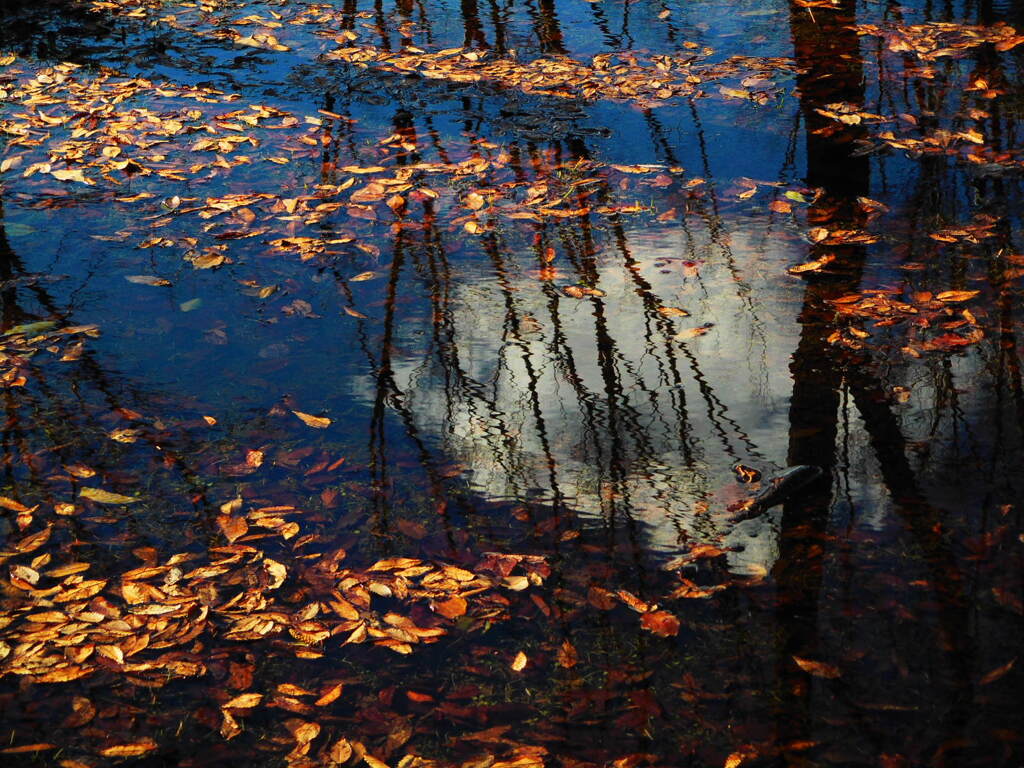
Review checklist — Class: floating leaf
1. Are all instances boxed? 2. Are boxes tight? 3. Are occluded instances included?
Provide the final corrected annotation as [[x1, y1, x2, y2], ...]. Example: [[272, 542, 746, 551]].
[[979, 658, 1015, 685], [641, 610, 680, 637], [80, 488, 139, 505], [100, 740, 158, 758], [218, 515, 248, 543], [293, 410, 331, 428], [434, 596, 467, 618], [793, 656, 841, 678], [936, 290, 980, 303], [788, 254, 835, 274]]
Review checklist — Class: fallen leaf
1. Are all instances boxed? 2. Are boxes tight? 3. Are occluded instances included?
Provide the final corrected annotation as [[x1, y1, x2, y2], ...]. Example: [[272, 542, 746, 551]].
[[218, 515, 248, 543], [936, 290, 980, 303], [641, 610, 680, 637], [434, 596, 467, 618], [100, 740, 158, 758], [556, 640, 579, 668], [293, 411, 331, 428], [979, 658, 1016, 685], [511, 651, 528, 671], [80, 488, 139, 505], [793, 656, 841, 678]]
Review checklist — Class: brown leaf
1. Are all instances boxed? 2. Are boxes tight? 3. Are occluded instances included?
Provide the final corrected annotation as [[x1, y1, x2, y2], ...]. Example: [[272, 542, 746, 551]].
[[293, 410, 331, 429], [223, 693, 263, 709], [0, 744, 56, 754], [979, 658, 1016, 685], [793, 656, 841, 678], [556, 640, 579, 668], [79, 487, 139, 505], [788, 254, 835, 274], [64, 696, 96, 728], [100, 740, 158, 758], [657, 306, 690, 317], [641, 610, 680, 637], [315, 682, 344, 707], [285, 719, 320, 746], [330, 739, 353, 763], [434, 596, 467, 618], [936, 290, 980, 303], [218, 515, 248, 544]]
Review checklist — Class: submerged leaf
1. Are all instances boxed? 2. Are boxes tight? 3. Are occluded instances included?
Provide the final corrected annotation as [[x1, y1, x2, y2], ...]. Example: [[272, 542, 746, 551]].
[[79, 488, 139, 505]]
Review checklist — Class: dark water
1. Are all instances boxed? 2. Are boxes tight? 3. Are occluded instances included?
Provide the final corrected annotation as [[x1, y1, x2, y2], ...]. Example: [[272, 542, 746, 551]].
[[1, 0, 1023, 765]]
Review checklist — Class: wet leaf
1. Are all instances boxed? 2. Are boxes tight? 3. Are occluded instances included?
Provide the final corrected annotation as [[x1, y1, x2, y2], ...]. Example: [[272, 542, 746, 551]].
[[935, 290, 980, 303], [125, 275, 171, 286], [224, 693, 264, 709], [434, 595, 467, 618], [100, 740, 158, 758], [79, 487, 139, 505], [979, 658, 1015, 685], [511, 651, 528, 671], [793, 656, 841, 678], [293, 410, 332, 428], [641, 610, 680, 637], [657, 306, 690, 317], [556, 640, 579, 668], [217, 515, 248, 543], [788, 255, 835, 274]]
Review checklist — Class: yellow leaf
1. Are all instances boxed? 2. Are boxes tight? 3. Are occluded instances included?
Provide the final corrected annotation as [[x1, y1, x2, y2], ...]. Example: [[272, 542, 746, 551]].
[[792, 656, 841, 678], [100, 740, 158, 758], [218, 515, 248, 543], [293, 410, 331, 428], [935, 290, 980, 303], [80, 487, 139, 504], [223, 693, 263, 709], [511, 651, 528, 671]]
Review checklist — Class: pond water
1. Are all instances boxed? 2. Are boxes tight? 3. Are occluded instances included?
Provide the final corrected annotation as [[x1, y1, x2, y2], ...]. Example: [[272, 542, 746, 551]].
[[1, 0, 1023, 766]]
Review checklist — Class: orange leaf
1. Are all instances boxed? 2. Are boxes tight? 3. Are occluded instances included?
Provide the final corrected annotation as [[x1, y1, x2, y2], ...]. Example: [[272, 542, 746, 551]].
[[293, 410, 331, 428], [793, 656, 841, 678], [979, 658, 1016, 685], [315, 682, 344, 707], [556, 640, 579, 668], [935, 290, 980, 303], [100, 740, 158, 758], [511, 651, 528, 671], [641, 610, 680, 637], [434, 596, 467, 618], [217, 515, 248, 544]]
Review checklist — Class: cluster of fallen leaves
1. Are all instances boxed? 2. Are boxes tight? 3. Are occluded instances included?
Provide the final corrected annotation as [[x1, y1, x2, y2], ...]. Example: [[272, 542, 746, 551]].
[[856, 21, 1024, 60], [325, 42, 793, 109], [78, 0, 798, 111], [0, 319, 100, 389], [825, 287, 986, 355]]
